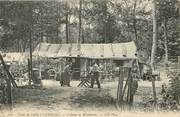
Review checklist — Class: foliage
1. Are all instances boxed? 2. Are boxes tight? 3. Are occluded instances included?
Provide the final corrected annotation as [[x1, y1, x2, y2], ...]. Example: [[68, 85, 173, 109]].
[[155, 0, 180, 60], [9, 64, 28, 79], [166, 71, 180, 102], [0, 0, 179, 61]]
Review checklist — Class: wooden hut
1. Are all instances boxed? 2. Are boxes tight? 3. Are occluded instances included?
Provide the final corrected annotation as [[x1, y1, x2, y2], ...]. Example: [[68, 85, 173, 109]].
[[33, 41, 139, 80]]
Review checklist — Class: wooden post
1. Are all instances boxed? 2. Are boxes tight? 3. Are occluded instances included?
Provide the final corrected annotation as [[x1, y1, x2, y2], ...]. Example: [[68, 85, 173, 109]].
[[2, 85, 6, 104], [152, 74, 157, 105], [119, 68, 125, 102], [127, 75, 132, 103], [127, 84, 130, 102], [39, 63, 42, 80], [28, 59, 31, 85], [122, 68, 131, 100], [129, 75, 133, 106], [6, 77, 12, 110], [117, 67, 124, 104]]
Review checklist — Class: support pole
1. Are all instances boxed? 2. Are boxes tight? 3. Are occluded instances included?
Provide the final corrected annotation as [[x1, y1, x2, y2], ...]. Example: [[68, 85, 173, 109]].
[[28, 59, 31, 85], [152, 75, 157, 104], [122, 68, 131, 100], [129, 75, 133, 106], [127, 75, 132, 103], [6, 77, 12, 110], [117, 67, 124, 105]]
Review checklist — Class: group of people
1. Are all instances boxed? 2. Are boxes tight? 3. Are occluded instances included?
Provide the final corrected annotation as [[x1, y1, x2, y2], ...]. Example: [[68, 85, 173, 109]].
[[59, 60, 101, 89]]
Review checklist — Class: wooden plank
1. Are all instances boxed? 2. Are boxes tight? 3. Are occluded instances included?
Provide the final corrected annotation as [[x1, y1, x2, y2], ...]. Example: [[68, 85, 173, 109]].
[[122, 68, 131, 100], [0, 54, 17, 88], [117, 67, 124, 103], [83, 82, 88, 88], [85, 81, 90, 87], [78, 81, 83, 87]]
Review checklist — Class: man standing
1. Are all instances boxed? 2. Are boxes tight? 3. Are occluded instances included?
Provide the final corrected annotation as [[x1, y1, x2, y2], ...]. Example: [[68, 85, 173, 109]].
[[90, 61, 101, 88], [60, 62, 72, 87]]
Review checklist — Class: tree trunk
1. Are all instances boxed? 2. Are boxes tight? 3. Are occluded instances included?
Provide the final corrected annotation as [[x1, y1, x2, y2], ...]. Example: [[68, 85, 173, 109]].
[[104, 2, 107, 43], [23, 40, 27, 52], [133, 1, 138, 41], [164, 18, 168, 65], [151, 0, 157, 71], [66, 1, 69, 43], [78, 0, 82, 45], [178, 56, 180, 75], [82, 25, 85, 43], [65, 13, 69, 43], [16, 39, 20, 52], [68, 15, 71, 43], [29, 4, 33, 85], [151, 0, 157, 105]]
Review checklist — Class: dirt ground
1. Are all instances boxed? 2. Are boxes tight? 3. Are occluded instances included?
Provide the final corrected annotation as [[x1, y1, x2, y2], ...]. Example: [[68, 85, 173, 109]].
[[9, 79, 168, 112]]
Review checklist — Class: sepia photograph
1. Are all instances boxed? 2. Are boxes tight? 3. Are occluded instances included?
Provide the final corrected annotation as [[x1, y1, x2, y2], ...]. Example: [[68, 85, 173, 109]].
[[0, 0, 180, 116]]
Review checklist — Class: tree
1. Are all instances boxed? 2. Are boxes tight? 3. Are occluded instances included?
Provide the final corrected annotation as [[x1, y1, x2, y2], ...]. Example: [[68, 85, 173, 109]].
[[151, 0, 157, 104], [0, 0, 179, 62], [156, 0, 179, 64], [151, 0, 157, 71]]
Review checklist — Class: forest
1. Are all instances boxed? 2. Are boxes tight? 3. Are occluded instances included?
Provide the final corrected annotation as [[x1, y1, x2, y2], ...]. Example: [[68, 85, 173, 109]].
[[0, 0, 180, 113], [0, 0, 179, 64]]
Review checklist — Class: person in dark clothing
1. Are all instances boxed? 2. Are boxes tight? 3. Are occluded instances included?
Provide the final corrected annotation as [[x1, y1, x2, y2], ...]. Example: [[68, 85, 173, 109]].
[[90, 62, 101, 88], [60, 62, 72, 87]]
